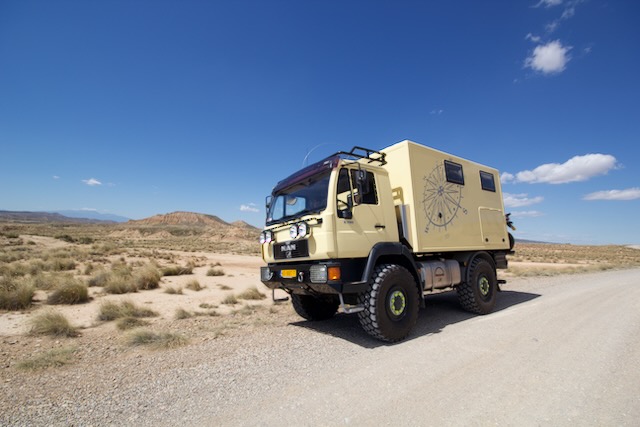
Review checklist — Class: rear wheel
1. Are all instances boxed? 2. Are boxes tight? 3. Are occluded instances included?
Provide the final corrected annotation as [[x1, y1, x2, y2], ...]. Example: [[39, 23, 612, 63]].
[[457, 257, 497, 314], [291, 294, 339, 321], [358, 264, 420, 342]]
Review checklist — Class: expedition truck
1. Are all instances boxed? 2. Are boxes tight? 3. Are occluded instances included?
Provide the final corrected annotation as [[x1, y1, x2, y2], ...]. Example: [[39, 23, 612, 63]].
[[259, 140, 515, 342]]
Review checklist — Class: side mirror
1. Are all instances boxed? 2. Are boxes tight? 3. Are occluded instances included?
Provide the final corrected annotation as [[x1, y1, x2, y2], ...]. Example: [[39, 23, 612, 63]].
[[265, 196, 272, 211], [338, 195, 353, 219]]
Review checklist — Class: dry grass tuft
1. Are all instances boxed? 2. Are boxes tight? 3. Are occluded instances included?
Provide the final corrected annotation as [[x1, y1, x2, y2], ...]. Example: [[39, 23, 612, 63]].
[[164, 286, 183, 295], [124, 329, 188, 349], [98, 300, 158, 321], [185, 279, 203, 291], [47, 280, 89, 305], [17, 347, 76, 370], [161, 265, 193, 276], [116, 317, 151, 330], [103, 276, 138, 294], [221, 294, 238, 305], [29, 310, 79, 337], [0, 277, 34, 310], [206, 267, 225, 276], [134, 265, 161, 290], [237, 287, 266, 300], [174, 308, 193, 320]]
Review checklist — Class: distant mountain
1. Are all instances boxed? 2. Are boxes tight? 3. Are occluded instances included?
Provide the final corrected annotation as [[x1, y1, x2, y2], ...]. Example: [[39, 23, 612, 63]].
[[0, 210, 115, 224], [128, 211, 259, 230], [55, 210, 130, 223]]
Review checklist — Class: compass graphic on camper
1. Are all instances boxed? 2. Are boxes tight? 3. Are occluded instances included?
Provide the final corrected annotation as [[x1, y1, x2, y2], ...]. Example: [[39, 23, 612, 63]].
[[422, 161, 467, 233]]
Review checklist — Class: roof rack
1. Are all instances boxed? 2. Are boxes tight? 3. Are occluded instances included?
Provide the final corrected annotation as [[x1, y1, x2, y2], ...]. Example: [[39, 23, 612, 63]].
[[335, 146, 386, 166]]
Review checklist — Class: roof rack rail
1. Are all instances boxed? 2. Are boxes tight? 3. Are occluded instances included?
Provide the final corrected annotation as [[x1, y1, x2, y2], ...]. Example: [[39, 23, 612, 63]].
[[335, 146, 386, 165]]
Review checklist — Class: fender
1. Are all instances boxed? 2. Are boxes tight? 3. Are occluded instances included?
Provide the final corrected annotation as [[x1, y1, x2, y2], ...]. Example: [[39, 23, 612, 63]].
[[350, 242, 421, 288]]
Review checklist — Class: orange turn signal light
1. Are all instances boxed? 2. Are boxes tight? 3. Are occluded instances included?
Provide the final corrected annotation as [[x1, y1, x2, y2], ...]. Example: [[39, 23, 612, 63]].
[[327, 266, 341, 281]]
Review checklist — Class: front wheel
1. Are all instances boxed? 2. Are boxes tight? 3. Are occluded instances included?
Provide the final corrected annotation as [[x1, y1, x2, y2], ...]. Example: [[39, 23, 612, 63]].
[[457, 257, 497, 314], [357, 264, 420, 342]]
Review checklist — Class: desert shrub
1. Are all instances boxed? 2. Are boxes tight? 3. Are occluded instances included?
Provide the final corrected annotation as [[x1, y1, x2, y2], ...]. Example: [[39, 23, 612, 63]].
[[217, 284, 232, 291], [17, 347, 76, 370], [161, 265, 193, 276], [237, 287, 266, 300], [199, 303, 217, 309], [87, 270, 111, 287], [26, 259, 49, 276], [98, 300, 158, 321], [103, 276, 138, 294], [47, 280, 89, 305], [56, 234, 76, 243], [221, 294, 238, 305], [51, 258, 77, 272], [206, 267, 225, 277], [0, 278, 34, 310], [164, 286, 183, 295], [124, 330, 188, 349], [0, 262, 29, 277], [185, 280, 203, 291], [134, 265, 161, 290], [0, 231, 20, 239], [116, 317, 150, 330], [83, 263, 95, 275], [29, 310, 79, 337], [174, 308, 193, 320]]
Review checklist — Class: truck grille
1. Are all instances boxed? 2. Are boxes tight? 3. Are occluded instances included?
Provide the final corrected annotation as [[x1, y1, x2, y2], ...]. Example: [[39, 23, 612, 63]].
[[274, 240, 309, 260]]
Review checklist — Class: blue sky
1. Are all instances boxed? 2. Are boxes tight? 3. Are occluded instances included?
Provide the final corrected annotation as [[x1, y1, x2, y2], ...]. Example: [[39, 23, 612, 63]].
[[1, 0, 638, 244]]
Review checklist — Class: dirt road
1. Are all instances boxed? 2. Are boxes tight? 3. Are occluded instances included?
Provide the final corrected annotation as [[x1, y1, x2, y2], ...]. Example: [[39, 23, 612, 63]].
[[3, 269, 640, 426]]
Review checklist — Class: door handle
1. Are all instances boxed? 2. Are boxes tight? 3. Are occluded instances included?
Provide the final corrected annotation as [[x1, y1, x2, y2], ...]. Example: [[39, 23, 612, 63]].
[[375, 224, 386, 229]]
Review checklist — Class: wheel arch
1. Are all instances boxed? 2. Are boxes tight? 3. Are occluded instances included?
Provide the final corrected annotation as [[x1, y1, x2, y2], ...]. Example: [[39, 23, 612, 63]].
[[452, 251, 496, 282], [361, 242, 423, 292]]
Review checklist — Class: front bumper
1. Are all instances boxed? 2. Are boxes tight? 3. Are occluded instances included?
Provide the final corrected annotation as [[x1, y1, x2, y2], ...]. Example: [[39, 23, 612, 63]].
[[260, 259, 367, 295]]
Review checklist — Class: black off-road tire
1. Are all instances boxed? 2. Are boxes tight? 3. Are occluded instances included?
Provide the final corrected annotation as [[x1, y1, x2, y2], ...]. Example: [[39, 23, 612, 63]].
[[457, 257, 497, 314], [357, 264, 420, 342], [291, 294, 339, 321]]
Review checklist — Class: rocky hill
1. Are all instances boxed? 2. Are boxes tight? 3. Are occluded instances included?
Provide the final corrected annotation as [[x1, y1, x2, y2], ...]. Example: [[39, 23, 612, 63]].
[[127, 211, 239, 228]]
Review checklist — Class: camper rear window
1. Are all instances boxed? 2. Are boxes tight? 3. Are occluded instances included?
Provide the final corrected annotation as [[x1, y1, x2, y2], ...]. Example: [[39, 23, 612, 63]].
[[480, 171, 496, 192], [444, 161, 464, 185]]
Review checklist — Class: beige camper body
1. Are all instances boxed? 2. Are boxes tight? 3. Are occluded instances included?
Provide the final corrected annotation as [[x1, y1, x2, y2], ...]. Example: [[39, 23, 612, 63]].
[[381, 140, 509, 253]]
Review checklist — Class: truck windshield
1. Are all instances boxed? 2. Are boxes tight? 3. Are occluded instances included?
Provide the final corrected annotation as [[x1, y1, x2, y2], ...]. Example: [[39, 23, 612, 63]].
[[266, 170, 331, 225]]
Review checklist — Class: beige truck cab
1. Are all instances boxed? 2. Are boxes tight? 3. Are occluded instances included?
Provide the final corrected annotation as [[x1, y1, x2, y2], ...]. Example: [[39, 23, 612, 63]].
[[260, 140, 514, 342]]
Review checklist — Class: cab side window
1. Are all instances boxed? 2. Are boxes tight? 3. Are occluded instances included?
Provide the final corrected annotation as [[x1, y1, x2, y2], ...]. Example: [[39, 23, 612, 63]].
[[350, 169, 378, 205]]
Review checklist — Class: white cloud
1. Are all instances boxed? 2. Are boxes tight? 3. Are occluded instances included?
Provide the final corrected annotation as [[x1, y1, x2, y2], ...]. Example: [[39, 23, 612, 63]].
[[430, 109, 444, 115], [534, 0, 563, 7], [501, 172, 515, 184], [240, 203, 259, 213], [53, 175, 60, 180], [511, 210, 544, 218], [525, 33, 541, 43], [504, 193, 544, 208], [524, 40, 572, 74], [82, 178, 102, 186], [583, 188, 640, 201], [506, 153, 617, 184]]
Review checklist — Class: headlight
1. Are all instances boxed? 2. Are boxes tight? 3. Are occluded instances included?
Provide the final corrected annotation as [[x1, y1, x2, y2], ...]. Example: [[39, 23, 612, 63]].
[[289, 222, 309, 239], [260, 230, 273, 244]]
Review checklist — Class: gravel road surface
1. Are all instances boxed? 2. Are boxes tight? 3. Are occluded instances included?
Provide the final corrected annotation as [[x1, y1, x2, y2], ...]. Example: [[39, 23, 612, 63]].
[[2, 269, 639, 426]]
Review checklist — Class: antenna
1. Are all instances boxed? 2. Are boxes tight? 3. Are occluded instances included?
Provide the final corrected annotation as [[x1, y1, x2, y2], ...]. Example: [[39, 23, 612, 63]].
[[302, 143, 335, 166]]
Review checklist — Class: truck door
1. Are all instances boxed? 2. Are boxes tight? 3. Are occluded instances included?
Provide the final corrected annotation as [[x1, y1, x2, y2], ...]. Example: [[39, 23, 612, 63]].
[[335, 167, 396, 258]]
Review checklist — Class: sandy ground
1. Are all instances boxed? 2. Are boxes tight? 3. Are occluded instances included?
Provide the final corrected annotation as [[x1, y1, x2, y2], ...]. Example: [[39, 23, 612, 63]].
[[0, 240, 287, 336], [2, 269, 639, 426]]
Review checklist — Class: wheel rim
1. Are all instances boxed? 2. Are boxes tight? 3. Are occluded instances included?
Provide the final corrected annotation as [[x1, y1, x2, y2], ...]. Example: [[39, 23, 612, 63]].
[[388, 289, 407, 319], [479, 276, 490, 297]]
